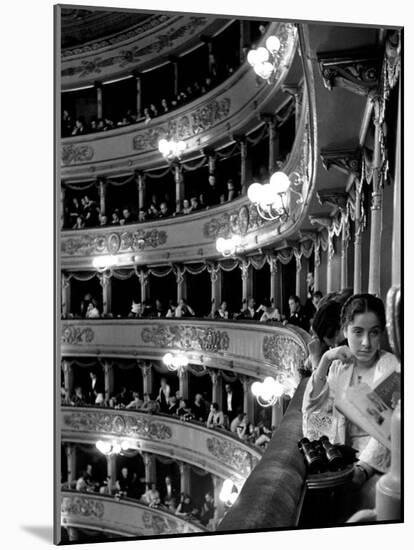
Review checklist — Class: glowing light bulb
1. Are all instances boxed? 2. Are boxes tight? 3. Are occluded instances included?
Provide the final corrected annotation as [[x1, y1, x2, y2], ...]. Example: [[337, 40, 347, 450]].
[[269, 171, 291, 193], [163, 353, 173, 366], [251, 381, 261, 397], [247, 182, 262, 203], [158, 139, 168, 154], [266, 35, 281, 53], [216, 237, 226, 253], [247, 49, 259, 66], [256, 47, 270, 63]]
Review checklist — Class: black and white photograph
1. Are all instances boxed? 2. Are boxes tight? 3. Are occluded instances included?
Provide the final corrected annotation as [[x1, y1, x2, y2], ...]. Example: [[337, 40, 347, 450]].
[[54, 2, 403, 545]]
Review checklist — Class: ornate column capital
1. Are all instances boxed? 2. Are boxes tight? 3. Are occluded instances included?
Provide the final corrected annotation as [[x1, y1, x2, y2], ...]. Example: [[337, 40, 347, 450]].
[[317, 188, 348, 211], [320, 147, 362, 179], [268, 256, 278, 274], [317, 49, 381, 95], [239, 260, 249, 281], [208, 368, 221, 384]]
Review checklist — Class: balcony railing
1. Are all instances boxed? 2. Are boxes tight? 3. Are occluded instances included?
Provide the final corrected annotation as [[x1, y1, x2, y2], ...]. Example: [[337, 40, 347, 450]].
[[61, 91, 312, 268], [61, 318, 310, 383], [61, 407, 262, 484], [61, 490, 206, 537]]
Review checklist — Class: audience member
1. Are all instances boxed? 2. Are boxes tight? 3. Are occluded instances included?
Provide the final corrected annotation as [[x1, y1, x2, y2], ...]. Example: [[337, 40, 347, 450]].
[[284, 295, 309, 331], [206, 402, 225, 428], [156, 377, 171, 413], [192, 393, 207, 422], [126, 391, 143, 410]]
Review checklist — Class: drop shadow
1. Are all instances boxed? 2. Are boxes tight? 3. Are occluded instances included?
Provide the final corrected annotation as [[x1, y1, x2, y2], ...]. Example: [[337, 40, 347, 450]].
[[20, 525, 54, 543]]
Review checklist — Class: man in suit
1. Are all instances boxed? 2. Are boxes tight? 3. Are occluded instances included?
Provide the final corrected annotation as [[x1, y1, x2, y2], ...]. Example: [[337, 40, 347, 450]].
[[236, 298, 261, 320], [223, 383, 241, 422], [284, 295, 309, 332]]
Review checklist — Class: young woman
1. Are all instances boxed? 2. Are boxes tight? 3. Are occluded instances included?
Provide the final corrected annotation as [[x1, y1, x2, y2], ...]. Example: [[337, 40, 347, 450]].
[[302, 294, 399, 501]]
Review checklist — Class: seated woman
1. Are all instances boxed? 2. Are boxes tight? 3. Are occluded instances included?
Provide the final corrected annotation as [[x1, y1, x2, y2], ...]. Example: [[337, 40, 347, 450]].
[[206, 402, 225, 429], [258, 299, 282, 323], [142, 483, 161, 507], [176, 399, 194, 421], [175, 494, 193, 517], [302, 294, 400, 510]]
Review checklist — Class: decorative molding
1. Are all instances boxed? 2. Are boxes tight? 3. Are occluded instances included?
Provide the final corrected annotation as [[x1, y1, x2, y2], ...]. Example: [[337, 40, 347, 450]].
[[61, 228, 167, 256], [61, 496, 104, 519], [142, 510, 192, 535], [62, 144, 94, 165], [320, 148, 361, 178], [62, 14, 172, 58], [132, 97, 231, 152], [206, 436, 258, 478], [62, 410, 172, 440], [62, 326, 95, 345], [308, 214, 332, 230], [317, 49, 381, 95], [62, 16, 208, 77], [316, 188, 348, 210], [203, 203, 264, 239], [141, 325, 230, 352], [262, 335, 306, 376]]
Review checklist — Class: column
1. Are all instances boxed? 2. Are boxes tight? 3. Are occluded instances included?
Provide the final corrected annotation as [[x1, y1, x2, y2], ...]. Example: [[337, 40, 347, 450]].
[[61, 273, 71, 317], [174, 163, 184, 213], [169, 56, 179, 97], [138, 270, 149, 303], [239, 138, 248, 195], [368, 97, 384, 296], [67, 528, 80, 542], [179, 462, 191, 496], [353, 183, 363, 293], [241, 377, 254, 424], [209, 370, 223, 406], [142, 362, 154, 396], [240, 262, 252, 302], [178, 368, 189, 400], [261, 114, 279, 175], [210, 265, 222, 315], [136, 171, 145, 212], [207, 150, 216, 179], [133, 71, 142, 119], [95, 81, 103, 120], [106, 454, 117, 495], [294, 251, 302, 299], [212, 476, 225, 527], [61, 185, 66, 229], [314, 242, 321, 292], [143, 452, 156, 487], [103, 360, 114, 403], [66, 443, 77, 486], [100, 273, 112, 316], [239, 20, 251, 63], [269, 257, 281, 307], [326, 236, 335, 293], [62, 359, 74, 398], [176, 267, 187, 302], [98, 177, 107, 217], [392, 82, 401, 287], [340, 216, 349, 290], [271, 397, 284, 429]]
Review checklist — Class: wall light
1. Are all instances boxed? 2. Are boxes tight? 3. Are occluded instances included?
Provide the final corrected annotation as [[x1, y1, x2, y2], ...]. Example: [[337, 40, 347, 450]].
[[251, 377, 285, 407], [163, 352, 189, 371], [158, 138, 186, 161], [216, 235, 243, 257]]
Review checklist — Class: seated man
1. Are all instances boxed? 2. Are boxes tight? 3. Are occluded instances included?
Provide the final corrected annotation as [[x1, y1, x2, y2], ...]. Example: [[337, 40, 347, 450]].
[[283, 295, 309, 331]]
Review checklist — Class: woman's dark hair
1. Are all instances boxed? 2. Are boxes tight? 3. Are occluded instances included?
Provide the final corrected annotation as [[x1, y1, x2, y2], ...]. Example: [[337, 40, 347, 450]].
[[340, 293, 386, 330], [312, 301, 342, 341], [211, 402, 219, 411]]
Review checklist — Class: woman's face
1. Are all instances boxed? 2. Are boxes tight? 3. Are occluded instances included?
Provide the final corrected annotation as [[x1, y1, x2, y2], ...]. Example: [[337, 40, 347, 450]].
[[343, 311, 382, 365]]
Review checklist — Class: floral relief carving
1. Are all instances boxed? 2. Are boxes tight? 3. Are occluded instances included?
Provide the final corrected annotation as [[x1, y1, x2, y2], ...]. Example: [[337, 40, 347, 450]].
[[62, 410, 172, 441], [61, 326, 95, 345], [141, 511, 195, 535], [203, 203, 265, 239], [61, 228, 167, 256], [206, 437, 258, 478], [62, 14, 172, 58], [262, 335, 306, 379], [61, 496, 104, 519], [62, 144, 94, 165], [132, 98, 231, 152], [141, 325, 230, 352], [62, 17, 208, 78]]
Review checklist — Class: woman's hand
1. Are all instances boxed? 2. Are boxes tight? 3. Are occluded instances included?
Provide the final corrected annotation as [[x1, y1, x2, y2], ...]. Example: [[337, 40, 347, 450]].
[[324, 345, 355, 366]]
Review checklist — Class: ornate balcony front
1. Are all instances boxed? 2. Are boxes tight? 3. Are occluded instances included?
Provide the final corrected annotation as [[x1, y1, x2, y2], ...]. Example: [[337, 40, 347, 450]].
[[60, 22, 299, 179], [61, 91, 313, 269], [61, 319, 310, 384], [61, 407, 262, 484], [61, 491, 206, 537]]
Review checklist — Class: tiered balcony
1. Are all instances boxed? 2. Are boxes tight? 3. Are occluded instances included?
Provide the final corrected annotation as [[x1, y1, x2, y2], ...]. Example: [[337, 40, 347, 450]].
[[61, 491, 206, 537]]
